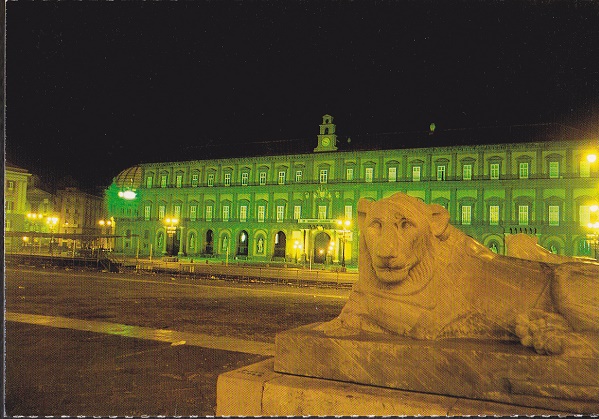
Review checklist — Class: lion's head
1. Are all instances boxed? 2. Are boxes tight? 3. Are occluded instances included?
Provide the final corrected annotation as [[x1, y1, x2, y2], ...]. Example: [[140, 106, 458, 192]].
[[358, 193, 450, 291]]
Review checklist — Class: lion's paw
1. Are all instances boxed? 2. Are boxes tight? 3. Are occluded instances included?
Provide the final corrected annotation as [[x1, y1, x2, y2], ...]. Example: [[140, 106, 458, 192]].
[[515, 309, 571, 355]]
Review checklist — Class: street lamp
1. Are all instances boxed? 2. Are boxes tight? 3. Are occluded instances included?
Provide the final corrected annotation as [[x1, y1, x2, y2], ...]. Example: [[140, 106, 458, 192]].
[[46, 216, 58, 255], [336, 218, 351, 269], [293, 240, 303, 264], [588, 205, 599, 260], [98, 218, 114, 250]]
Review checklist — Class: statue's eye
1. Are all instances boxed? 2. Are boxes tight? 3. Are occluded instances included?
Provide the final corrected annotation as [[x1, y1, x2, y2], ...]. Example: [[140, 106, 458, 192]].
[[400, 219, 414, 229], [369, 220, 382, 231]]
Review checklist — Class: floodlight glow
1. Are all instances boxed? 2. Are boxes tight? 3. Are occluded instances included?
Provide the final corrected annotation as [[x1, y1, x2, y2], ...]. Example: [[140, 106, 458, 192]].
[[590, 205, 599, 212], [588, 154, 597, 163], [121, 190, 137, 200]]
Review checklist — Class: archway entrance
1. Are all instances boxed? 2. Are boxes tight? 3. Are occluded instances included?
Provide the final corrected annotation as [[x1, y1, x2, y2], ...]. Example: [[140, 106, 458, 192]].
[[313, 232, 331, 264], [205, 230, 214, 255], [237, 230, 249, 257], [274, 231, 286, 258]]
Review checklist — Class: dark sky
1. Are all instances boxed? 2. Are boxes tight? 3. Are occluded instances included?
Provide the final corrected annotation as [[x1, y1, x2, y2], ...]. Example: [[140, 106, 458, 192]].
[[6, 1, 599, 194]]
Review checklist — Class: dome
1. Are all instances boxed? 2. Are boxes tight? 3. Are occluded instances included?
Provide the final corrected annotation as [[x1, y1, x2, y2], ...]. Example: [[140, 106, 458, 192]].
[[114, 165, 143, 189]]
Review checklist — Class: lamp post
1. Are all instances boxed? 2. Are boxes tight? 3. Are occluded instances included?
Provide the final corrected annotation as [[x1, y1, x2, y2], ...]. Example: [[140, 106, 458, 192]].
[[46, 216, 58, 256], [164, 217, 179, 256], [336, 218, 351, 269], [27, 212, 45, 253], [293, 240, 302, 264], [98, 218, 113, 250], [588, 205, 599, 260]]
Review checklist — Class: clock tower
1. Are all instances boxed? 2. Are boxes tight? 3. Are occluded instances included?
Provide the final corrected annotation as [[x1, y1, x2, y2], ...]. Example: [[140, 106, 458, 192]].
[[314, 114, 338, 152]]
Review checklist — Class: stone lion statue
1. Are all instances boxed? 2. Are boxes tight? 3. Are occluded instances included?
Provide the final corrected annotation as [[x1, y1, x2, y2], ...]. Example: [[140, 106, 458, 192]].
[[319, 193, 599, 356]]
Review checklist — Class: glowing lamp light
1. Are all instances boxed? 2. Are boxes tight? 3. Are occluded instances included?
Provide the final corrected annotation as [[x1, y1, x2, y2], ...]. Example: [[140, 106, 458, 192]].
[[118, 190, 137, 200], [587, 154, 597, 163], [590, 205, 599, 213]]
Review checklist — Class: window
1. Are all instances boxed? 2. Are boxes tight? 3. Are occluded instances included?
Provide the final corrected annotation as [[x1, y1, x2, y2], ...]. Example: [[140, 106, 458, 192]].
[[258, 205, 265, 222], [463, 164, 472, 181], [318, 205, 327, 220], [365, 167, 374, 183], [549, 161, 559, 179], [191, 174, 199, 187], [276, 205, 285, 222], [461, 205, 472, 225], [205, 205, 213, 222], [580, 161, 591, 178], [146, 176, 153, 189], [158, 205, 166, 220], [6, 180, 14, 191], [437, 165, 446, 181], [174, 205, 181, 219], [519, 162, 529, 179], [295, 170, 303, 183], [346, 168, 354, 181], [278, 171, 286, 185], [489, 205, 499, 225], [388, 167, 397, 182], [549, 205, 559, 226], [518, 205, 529, 225], [240, 205, 247, 222], [259, 172, 267, 186], [160, 175, 168, 188], [144, 205, 151, 221], [224, 173, 231, 186], [207, 174, 214, 187], [241, 172, 249, 186], [319, 169, 328, 184], [294, 205, 301, 220], [345, 205, 353, 221], [490, 163, 500, 180], [5, 201, 14, 212], [176, 174, 183, 188], [579, 205, 591, 227], [222, 205, 229, 222], [189, 205, 197, 221], [412, 166, 421, 182]]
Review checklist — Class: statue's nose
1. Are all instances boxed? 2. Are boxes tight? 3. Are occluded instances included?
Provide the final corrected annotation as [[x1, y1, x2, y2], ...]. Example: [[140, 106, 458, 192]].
[[375, 230, 399, 259]]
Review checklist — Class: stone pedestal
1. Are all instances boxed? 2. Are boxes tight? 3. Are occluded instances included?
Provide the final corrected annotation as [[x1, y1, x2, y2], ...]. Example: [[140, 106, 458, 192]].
[[216, 322, 599, 415]]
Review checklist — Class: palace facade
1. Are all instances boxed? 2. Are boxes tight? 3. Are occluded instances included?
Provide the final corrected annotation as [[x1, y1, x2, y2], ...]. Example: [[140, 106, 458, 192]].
[[106, 115, 599, 264]]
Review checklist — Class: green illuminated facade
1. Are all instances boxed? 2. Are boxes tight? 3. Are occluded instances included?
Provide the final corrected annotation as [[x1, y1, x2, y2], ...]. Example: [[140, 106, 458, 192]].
[[107, 115, 599, 263]]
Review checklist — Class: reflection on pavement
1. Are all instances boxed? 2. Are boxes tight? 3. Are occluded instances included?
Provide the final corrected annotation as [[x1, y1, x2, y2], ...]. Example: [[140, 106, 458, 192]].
[[6, 312, 274, 356]]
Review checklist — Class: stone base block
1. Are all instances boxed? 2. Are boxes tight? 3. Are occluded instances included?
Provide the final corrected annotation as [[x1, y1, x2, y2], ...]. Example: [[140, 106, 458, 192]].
[[274, 322, 599, 414], [216, 358, 570, 416]]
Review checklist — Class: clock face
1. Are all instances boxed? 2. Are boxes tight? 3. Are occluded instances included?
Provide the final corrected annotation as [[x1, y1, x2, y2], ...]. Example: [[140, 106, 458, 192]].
[[322, 137, 330, 146]]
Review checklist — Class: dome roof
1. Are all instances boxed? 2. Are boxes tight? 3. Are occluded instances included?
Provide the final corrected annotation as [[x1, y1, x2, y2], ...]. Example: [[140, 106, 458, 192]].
[[114, 165, 143, 189]]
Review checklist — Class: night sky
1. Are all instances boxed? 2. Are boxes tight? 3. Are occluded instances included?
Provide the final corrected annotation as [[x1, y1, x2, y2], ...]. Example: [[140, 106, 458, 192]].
[[6, 1, 599, 194]]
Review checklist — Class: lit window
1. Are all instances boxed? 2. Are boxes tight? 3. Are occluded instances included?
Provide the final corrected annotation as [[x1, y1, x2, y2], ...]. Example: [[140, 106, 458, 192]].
[[388, 167, 397, 182], [318, 205, 327, 220], [205, 205, 213, 222], [294, 205, 301, 220], [579, 205, 591, 227], [146, 176, 153, 188], [549, 205, 559, 226], [346, 168, 354, 181], [258, 205, 265, 222], [224, 173, 231, 186], [345, 205, 352, 220], [278, 171, 286, 185], [6, 181, 14, 191], [158, 205, 166, 220], [191, 174, 199, 187], [319, 169, 328, 184], [241, 172, 249, 186], [463, 164, 472, 181], [412, 166, 421, 182], [176, 174, 183, 188], [207, 174, 214, 187], [437, 165, 446, 181], [549, 161, 559, 179], [174, 205, 181, 219], [489, 205, 499, 225], [240, 205, 247, 222], [190, 205, 197, 221], [519, 162, 529, 179], [276, 205, 285, 222], [160, 175, 168, 188], [6, 201, 14, 212], [490, 163, 500, 180], [580, 161, 591, 178], [461, 205, 472, 225], [222, 205, 229, 222], [144, 205, 151, 221], [259, 172, 267, 186], [519, 205, 529, 225], [295, 170, 303, 183], [365, 167, 374, 183]]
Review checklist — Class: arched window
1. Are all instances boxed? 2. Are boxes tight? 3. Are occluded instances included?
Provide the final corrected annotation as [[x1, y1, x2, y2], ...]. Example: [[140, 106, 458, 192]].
[[273, 231, 286, 258], [237, 230, 249, 256]]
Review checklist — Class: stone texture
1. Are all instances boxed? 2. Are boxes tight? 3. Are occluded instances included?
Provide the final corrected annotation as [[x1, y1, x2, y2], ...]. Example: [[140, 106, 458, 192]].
[[217, 357, 570, 416], [275, 322, 599, 414]]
